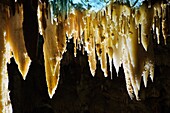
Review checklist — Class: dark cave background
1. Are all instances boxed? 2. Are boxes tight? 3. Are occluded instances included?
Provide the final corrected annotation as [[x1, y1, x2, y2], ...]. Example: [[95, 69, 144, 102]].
[[1, 0, 170, 113]]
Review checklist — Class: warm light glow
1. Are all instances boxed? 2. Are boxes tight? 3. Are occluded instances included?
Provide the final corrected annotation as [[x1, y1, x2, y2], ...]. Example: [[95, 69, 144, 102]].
[[0, 4, 13, 113], [37, 1, 168, 99], [8, 4, 31, 80], [0, 1, 168, 113], [0, 2, 169, 110], [1, 33, 13, 113]]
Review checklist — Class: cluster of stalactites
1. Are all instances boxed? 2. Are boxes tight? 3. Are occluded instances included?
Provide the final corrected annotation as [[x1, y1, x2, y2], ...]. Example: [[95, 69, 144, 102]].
[[64, 1, 168, 100], [38, 1, 169, 99]]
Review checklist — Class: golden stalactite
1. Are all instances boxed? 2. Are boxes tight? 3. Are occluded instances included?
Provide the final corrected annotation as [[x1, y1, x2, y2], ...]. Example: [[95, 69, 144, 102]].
[[0, 4, 12, 113], [38, 3, 67, 98], [7, 3, 31, 80], [161, 3, 168, 45]]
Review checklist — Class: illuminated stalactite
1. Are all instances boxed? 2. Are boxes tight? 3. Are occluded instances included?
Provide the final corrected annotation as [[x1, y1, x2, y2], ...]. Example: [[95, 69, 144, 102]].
[[7, 4, 31, 80], [38, 0, 169, 99], [0, 2, 31, 113], [38, 3, 67, 98], [0, 4, 12, 113]]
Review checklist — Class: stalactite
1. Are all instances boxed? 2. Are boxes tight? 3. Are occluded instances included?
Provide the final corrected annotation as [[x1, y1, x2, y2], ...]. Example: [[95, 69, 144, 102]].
[[38, 3, 67, 98], [0, 4, 12, 113], [7, 3, 31, 80], [161, 3, 168, 45]]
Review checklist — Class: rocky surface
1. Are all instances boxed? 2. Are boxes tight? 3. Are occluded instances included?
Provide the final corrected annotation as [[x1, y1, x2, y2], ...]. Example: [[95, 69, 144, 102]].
[[5, 0, 170, 113], [7, 38, 170, 113]]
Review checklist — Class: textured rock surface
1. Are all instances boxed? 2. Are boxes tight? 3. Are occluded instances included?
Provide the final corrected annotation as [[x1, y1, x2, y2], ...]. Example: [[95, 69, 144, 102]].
[[4, 0, 170, 113], [8, 40, 170, 113]]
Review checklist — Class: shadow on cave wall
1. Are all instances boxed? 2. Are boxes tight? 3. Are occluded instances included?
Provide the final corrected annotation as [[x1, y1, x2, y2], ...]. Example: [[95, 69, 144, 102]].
[[5, 0, 170, 113], [7, 37, 170, 113]]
